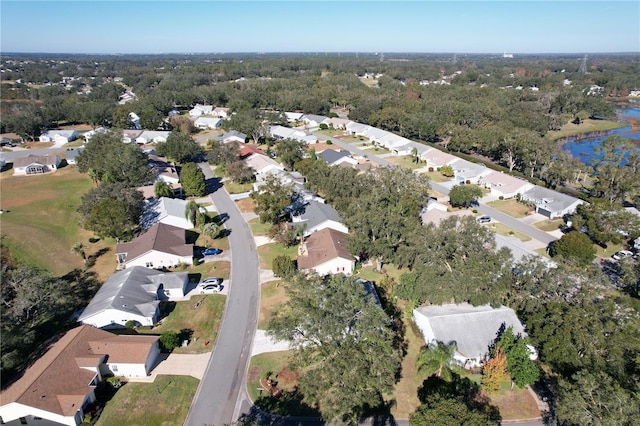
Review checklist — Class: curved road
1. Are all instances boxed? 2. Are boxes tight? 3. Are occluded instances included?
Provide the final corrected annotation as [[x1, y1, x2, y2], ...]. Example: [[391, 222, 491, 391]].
[[184, 165, 260, 425]]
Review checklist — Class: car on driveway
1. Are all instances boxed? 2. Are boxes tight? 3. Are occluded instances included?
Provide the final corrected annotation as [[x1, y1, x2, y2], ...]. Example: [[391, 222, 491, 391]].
[[612, 250, 633, 260], [199, 283, 222, 294], [477, 215, 492, 224], [200, 277, 222, 285], [202, 248, 222, 256]]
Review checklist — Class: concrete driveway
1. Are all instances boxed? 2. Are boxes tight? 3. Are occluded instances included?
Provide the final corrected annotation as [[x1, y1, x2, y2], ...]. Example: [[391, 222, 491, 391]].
[[128, 352, 212, 383]]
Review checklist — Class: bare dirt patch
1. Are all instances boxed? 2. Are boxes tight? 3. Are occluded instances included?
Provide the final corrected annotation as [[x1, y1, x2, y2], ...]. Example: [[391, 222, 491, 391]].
[[235, 198, 255, 213]]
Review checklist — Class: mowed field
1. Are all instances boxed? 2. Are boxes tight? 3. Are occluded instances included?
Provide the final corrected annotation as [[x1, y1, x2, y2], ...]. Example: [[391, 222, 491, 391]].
[[0, 166, 116, 278]]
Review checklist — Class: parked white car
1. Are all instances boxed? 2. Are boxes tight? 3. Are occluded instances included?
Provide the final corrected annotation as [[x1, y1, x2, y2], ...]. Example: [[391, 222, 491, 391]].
[[612, 250, 633, 260]]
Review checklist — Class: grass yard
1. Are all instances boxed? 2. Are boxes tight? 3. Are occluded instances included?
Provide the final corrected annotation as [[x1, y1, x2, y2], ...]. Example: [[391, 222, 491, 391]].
[[95, 376, 199, 426], [486, 223, 532, 242], [258, 280, 287, 329], [488, 383, 541, 421], [235, 197, 256, 213], [249, 218, 272, 236], [0, 167, 117, 279], [423, 171, 453, 183], [257, 242, 298, 269], [137, 294, 226, 353], [548, 118, 626, 140], [385, 155, 423, 170], [315, 129, 345, 137], [187, 260, 231, 282], [534, 218, 564, 232], [357, 261, 405, 285], [224, 181, 254, 194], [534, 247, 551, 258], [390, 317, 424, 419], [486, 199, 531, 218], [596, 242, 623, 259]]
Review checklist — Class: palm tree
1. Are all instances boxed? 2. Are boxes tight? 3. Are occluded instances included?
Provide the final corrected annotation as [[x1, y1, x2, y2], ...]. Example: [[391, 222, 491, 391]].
[[411, 146, 419, 164], [71, 242, 87, 264], [416, 342, 458, 381], [201, 222, 221, 241], [184, 200, 207, 229]]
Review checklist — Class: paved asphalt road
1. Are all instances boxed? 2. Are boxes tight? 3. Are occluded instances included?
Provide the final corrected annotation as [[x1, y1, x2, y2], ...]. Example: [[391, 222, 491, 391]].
[[184, 164, 260, 426]]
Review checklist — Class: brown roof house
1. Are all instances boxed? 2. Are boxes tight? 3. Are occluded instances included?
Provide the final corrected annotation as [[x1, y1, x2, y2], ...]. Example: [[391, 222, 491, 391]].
[[0, 325, 159, 425], [115, 222, 193, 270], [298, 228, 355, 276], [13, 155, 61, 176]]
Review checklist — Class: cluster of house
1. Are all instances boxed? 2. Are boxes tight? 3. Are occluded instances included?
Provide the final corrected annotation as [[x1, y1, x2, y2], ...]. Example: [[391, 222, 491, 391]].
[[189, 104, 230, 130]]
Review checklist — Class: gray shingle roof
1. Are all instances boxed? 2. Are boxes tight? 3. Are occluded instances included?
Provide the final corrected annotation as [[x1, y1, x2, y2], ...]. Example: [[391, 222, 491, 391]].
[[320, 149, 351, 164], [521, 186, 582, 212], [413, 303, 526, 360], [78, 266, 187, 322], [291, 200, 343, 231]]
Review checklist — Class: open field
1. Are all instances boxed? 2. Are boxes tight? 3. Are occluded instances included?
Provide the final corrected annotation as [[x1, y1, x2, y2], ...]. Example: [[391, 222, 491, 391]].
[[548, 118, 627, 140], [95, 376, 198, 426], [258, 280, 287, 329], [0, 166, 117, 279], [257, 243, 298, 269], [136, 294, 226, 354], [486, 199, 531, 218]]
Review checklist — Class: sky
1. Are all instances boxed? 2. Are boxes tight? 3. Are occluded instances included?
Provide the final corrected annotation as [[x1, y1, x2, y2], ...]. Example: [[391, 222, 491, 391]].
[[1, 1, 638, 54]]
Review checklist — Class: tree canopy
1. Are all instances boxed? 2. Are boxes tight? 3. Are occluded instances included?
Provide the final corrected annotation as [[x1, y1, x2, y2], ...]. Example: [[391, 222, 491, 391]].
[[180, 162, 207, 196], [155, 131, 204, 163]]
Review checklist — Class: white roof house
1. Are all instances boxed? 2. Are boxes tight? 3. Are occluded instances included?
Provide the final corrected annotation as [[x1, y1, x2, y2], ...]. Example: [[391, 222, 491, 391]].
[[194, 116, 223, 129], [189, 104, 214, 116], [82, 127, 107, 141], [243, 153, 285, 176], [285, 112, 305, 122], [142, 197, 193, 230], [420, 148, 459, 169], [413, 303, 528, 368], [449, 158, 492, 184], [269, 125, 317, 143], [322, 117, 350, 129], [213, 107, 230, 119], [78, 266, 189, 329], [479, 171, 535, 199], [222, 130, 247, 144], [520, 186, 585, 219], [303, 114, 328, 128], [345, 121, 371, 136], [39, 129, 78, 144], [135, 131, 170, 144]]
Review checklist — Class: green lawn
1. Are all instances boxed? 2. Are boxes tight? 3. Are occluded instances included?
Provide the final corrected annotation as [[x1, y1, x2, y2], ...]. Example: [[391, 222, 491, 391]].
[[0, 167, 113, 276], [224, 181, 254, 194], [247, 351, 293, 402], [486, 199, 531, 218], [95, 376, 199, 426], [257, 243, 298, 269], [385, 155, 423, 170], [136, 294, 226, 353], [534, 247, 551, 258], [596, 242, 623, 259], [534, 219, 564, 232], [315, 129, 345, 137], [249, 218, 272, 236], [486, 223, 532, 242], [423, 171, 453, 183], [547, 118, 627, 140]]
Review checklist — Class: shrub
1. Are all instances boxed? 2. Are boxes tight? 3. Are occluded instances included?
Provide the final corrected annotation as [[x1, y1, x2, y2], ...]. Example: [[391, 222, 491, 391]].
[[325, 140, 332, 145], [440, 165, 454, 177], [272, 255, 297, 279], [428, 167, 434, 172], [549, 231, 596, 266], [125, 320, 139, 329], [319, 123, 329, 130], [498, 195, 504, 200], [159, 332, 180, 352]]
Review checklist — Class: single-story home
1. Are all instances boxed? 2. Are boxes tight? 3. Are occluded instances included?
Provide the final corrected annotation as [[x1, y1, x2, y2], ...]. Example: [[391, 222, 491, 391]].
[[213, 107, 230, 119], [420, 148, 459, 169], [135, 131, 170, 144], [142, 197, 193, 230], [269, 125, 317, 144], [115, 223, 193, 269], [449, 158, 492, 184], [319, 149, 358, 167], [345, 121, 370, 136], [290, 200, 349, 237], [148, 155, 180, 185], [222, 130, 247, 144], [65, 147, 84, 165], [520, 186, 585, 219], [239, 144, 266, 159], [479, 171, 535, 199], [194, 116, 222, 130], [0, 325, 159, 426], [13, 155, 61, 175], [413, 303, 528, 368], [189, 104, 214, 116], [420, 200, 473, 225], [298, 228, 355, 276], [39, 129, 78, 144], [303, 114, 328, 128], [82, 127, 107, 142], [243, 152, 284, 176], [321, 117, 350, 130], [284, 112, 305, 122], [78, 266, 189, 328], [122, 129, 143, 144]]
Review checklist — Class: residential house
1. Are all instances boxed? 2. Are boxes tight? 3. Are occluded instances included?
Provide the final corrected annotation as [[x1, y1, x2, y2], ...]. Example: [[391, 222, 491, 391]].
[[302, 114, 328, 129], [137, 155, 182, 199], [0, 325, 159, 426], [420, 200, 473, 225], [413, 303, 530, 368], [65, 147, 84, 165], [189, 104, 214, 116], [420, 148, 458, 170], [449, 158, 492, 184], [297, 228, 355, 276], [82, 127, 107, 142], [243, 152, 284, 177], [284, 112, 305, 123], [222, 130, 247, 144], [39, 129, 78, 144], [391, 142, 417, 156], [13, 155, 61, 175], [319, 149, 358, 167], [121, 129, 143, 144], [520, 186, 585, 219], [479, 171, 534, 199], [142, 197, 193, 230], [118, 90, 137, 104], [115, 223, 193, 269], [135, 131, 170, 144], [78, 266, 189, 328], [269, 125, 317, 144], [321, 117, 350, 130], [239, 144, 266, 159], [194, 116, 222, 130], [213, 107, 230, 119], [290, 200, 349, 237], [345, 121, 370, 136]]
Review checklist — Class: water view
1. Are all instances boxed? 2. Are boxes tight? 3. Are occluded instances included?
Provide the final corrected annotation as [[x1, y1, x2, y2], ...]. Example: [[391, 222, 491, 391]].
[[562, 105, 640, 165]]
